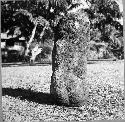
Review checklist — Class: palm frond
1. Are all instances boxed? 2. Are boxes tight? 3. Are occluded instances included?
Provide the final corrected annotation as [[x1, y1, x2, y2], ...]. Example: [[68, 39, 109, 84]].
[[14, 9, 34, 23], [37, 16, 50, 27], [39, 0, 80, 10], [14, 9, 50, 27], [67, 3, 80, 11]]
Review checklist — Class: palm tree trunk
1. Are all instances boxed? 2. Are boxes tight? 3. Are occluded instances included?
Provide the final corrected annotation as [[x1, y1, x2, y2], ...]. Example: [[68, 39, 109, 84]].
[[50, 13, 90, 107], [40, 26, 46, 39], [25, 23, 38, 56], [29, 26, 47, 63]]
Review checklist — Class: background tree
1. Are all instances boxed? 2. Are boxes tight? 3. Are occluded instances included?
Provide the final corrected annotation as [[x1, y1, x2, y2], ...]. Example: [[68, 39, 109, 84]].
[[84, 0, 123, 59], [2, 0, 123, 60]]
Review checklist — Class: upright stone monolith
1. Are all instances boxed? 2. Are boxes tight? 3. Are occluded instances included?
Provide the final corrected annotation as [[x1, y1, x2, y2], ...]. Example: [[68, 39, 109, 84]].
[[50, 10, 90, 106]]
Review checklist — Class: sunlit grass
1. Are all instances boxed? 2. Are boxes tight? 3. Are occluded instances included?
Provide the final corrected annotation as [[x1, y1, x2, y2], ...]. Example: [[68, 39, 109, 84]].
[[2, 60, 125, 121]]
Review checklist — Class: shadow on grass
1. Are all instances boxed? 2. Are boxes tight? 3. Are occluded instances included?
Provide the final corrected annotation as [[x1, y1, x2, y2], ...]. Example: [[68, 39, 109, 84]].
[[2, 87, 56, 105], [2, 88, 93, 107]]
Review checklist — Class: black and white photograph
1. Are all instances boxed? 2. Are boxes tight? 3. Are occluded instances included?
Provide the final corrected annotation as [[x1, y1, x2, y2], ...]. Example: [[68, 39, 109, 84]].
[[1, 0, 124, 121]]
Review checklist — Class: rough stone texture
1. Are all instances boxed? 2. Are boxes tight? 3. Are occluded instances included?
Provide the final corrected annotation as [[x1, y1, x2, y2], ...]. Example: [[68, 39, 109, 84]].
[[50, 11, 90, 106]]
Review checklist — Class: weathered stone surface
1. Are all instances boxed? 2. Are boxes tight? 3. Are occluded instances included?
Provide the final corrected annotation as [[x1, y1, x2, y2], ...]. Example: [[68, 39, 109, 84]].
[[50, 11, 90, 106]]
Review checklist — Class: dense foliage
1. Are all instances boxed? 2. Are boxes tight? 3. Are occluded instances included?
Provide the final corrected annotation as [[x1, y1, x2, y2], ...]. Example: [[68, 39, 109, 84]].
[[1, 0, 123, 60], [84, 0, 123, 59], [1, 0, 81, 61]]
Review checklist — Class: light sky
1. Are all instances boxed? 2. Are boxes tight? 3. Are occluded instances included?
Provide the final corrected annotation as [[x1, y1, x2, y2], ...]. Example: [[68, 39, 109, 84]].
[[115, 0, 123, 12], [115, 0, 123, 25]]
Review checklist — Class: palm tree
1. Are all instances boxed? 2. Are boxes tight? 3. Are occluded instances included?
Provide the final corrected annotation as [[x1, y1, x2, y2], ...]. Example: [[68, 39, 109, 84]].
[[13, 9, 51, 63], [1, 0, 90, 106]]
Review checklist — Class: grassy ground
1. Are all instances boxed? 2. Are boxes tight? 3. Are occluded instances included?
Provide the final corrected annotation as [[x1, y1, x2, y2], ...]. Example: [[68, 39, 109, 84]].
[[2, 60, 125, 121]]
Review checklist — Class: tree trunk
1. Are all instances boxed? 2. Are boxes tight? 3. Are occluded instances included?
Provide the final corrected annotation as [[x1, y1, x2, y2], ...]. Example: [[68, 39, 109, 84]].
[[29, 26, 47, 63], [50, 12, 90, 107], [40, 26, 46, 39], [25, 23, 37, 56]]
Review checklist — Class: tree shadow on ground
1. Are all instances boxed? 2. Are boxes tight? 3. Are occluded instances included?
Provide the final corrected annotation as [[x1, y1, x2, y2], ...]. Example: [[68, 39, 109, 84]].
[[2, 87, 57, 106]]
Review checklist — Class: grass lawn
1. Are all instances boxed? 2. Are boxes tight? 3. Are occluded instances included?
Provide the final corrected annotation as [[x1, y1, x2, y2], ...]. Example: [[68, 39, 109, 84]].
[[2, 60, 125, 121]]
